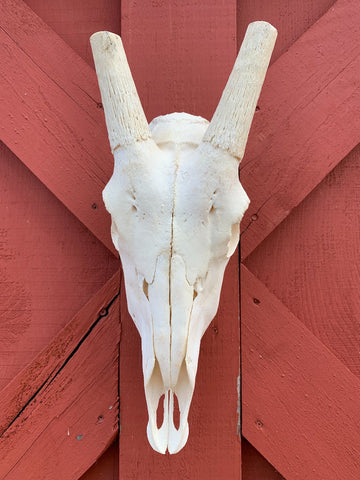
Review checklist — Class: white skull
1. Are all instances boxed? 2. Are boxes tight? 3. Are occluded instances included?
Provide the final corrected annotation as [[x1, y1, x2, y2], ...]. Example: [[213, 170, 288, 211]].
[[91, 22, 276, 454]]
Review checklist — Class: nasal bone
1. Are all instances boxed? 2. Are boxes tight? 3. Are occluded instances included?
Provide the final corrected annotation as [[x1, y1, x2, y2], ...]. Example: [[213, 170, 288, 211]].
[[146, 375, 192, 454]]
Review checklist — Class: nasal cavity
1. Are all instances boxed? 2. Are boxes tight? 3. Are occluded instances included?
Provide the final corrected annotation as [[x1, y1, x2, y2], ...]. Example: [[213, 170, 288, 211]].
[[173, 393, 180, 430], [156, 394, 165, 429], [156, 392, 180, 430]]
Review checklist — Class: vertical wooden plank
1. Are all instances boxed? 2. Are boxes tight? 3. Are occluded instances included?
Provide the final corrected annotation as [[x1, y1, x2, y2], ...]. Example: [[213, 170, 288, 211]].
[[120, 260, 240, 477], [121, 0, 237, 122], [119, 2, 240, 476]]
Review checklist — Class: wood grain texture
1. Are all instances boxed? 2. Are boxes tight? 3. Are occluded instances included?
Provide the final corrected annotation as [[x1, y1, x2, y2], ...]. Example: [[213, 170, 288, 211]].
[[80, 440, 119, 480], [239, 0, 360, 258], [0, 0, 115, 253], [242, 265, 360, 479], [121, 0, 237, 122], [0, 271, 119, 434], [0, 143, 118, 391], [0, 2, 121, 477], [237, 0, 335, 64], [246, 145, 360, 378], [2, 0, 357, 478], [242, 439, 284, 480], [24, 0, 121, 66], [0, 280, 120, 479]]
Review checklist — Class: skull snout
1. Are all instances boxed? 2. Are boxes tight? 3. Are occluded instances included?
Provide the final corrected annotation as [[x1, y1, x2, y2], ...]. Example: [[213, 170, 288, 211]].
[[141, 253, 199, 454]]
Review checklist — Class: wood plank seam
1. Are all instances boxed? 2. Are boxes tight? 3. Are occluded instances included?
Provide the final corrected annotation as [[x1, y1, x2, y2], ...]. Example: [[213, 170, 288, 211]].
[[239, 0, 360, 258], [0, 0, 356, 475], [237, 246, 242, 440], [0, 0, 116, 254], [0, 294, 120, 479], [1, 0, 357, 263], [240, 194, 275, 244], [1, 289, 119, 437], [241, 264, 360, 479], [0, 271, 120, 436]]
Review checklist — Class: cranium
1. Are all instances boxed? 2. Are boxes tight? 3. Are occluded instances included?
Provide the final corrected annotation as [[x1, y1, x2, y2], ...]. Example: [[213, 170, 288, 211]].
[[90, 21, 276, 454]]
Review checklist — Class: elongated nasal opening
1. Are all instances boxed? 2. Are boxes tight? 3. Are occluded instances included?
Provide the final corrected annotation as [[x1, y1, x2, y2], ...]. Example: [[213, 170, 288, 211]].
[[145, 356, 195, 454], [147, 389, 190, 455]]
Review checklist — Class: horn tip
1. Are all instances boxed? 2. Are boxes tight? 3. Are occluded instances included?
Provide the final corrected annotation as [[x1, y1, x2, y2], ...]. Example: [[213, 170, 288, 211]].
[[90, 31, 122, 51], [247, 20, 278, 38]]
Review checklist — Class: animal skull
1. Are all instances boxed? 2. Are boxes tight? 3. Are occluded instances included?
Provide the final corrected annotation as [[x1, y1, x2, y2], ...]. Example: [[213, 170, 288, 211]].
[[90, 22, 276, 454]]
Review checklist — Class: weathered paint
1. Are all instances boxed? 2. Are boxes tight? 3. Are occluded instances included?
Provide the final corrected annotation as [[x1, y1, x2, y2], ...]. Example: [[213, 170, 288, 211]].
[[0, 0, 358, 478]]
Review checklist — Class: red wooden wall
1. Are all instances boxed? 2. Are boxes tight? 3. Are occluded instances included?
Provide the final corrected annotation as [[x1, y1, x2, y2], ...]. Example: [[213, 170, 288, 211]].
[[0, 0, 359, 479]]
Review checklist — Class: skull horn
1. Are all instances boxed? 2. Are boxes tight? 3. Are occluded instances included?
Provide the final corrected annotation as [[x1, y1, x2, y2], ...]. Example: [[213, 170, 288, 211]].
[[90, 31, 152, 152], [203, 21, 277, 161]]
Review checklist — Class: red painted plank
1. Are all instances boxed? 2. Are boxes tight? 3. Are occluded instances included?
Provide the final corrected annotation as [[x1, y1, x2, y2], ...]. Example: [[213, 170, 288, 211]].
[[237, 0, 335, 64], [242, 265, 360, 479], [121, 0, 237, 122], [240, 0, 360, 258], [0, 282, 120, 480], [242, 439, 284, 480], [80, 440, 119, 480], [0, 0, 115, 253], [24, 0, 121, 66], [246, 145, 360, 377], [119, 1, 241, 477], [0, 143, 118, 391], [0, 271, 119, 434]]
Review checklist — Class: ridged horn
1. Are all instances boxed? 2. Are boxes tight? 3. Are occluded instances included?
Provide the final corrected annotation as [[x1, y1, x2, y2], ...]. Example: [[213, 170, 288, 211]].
[[90, 31, 152, 152], [203, 21, 277, 161]]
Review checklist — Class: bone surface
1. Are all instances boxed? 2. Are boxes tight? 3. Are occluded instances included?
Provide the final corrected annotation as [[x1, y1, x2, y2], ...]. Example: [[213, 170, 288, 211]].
[[90, 21, 277, 454]]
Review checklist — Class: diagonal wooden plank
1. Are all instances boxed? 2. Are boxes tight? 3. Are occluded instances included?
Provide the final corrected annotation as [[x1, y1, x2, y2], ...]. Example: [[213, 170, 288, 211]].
[[23, 0, 121, 66], [80, 440, 119, 480], [0, 0, 105, 114], [0, 141, 119, 392], [242, 439, 284, 480], [237, 0, 335, 65], [0, 270, 119, 434], [2, 0, 357, 264], [241, 264, 360, 479], [0, 0, 115, 254], [0, 271, 120, 479], [244, 144, 360, 378], [240, 0, 360, 258]]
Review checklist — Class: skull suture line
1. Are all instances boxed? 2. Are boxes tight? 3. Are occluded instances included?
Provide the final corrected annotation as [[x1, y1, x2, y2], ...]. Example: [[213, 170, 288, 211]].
[[91, 22, 277, 454]]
